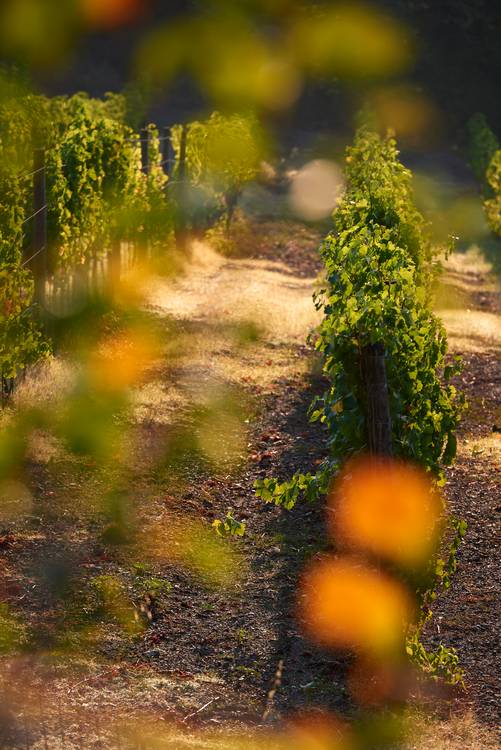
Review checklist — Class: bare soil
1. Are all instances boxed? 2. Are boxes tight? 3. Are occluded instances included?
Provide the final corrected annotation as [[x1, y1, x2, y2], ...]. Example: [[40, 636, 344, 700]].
[[0, 221, 499, 748]]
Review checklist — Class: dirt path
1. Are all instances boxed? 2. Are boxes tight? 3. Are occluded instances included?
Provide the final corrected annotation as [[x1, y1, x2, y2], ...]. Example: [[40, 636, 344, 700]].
[[2, 220, 329, 742], [1, 222, 499, 748], [424, 247, 501, 727]]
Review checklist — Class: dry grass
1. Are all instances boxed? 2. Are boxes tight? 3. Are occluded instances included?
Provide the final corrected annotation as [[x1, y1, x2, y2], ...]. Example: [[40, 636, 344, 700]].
[[442, 245, 495, 280], [406, 712, 500, 750], [104, 711, 501, 750], [148, 239, 320, 344], [136, 237, 320, 425], [11, 236, 319, 438], [439, 309, 501, 353], [437, 245, 501, 469], [12, 357, 77, 410], [434, 247, 501, 353], [456, 432, 501, 465]]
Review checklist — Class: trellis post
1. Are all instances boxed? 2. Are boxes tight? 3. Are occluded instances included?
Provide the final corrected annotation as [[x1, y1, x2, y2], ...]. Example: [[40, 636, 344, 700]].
[[175, 123, 189, 253], [138, 126, 152, 259], [163, 126, 175, 178], [361, 342, 393, 456], [141, 127, 150, 176], [29, 148, 48, 307]]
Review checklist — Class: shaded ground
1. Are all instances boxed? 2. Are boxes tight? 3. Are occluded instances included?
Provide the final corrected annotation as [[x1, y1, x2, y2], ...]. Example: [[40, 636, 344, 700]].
[[423, 248, 501, 726], [0, 219, 328, 745], [0, 220, 499, 748]]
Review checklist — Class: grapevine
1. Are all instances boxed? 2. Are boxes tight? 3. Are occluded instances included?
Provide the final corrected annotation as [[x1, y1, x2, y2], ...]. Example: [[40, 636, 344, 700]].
[[0, 90, 175, 382], [256, 125, 466, 682], [484, 150, 501, 236], [257, 127, 464, 507], [466, 113, 501, 236], [171, 112, 263, 230]]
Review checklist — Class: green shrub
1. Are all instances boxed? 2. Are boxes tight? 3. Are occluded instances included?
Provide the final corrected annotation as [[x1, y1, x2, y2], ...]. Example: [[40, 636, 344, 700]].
[[466, 113, 499, 187], [465, 114, 501, 237], [484, 149, 501, 236], [0, 93, 53, 376], [171, 112, 263, 230]]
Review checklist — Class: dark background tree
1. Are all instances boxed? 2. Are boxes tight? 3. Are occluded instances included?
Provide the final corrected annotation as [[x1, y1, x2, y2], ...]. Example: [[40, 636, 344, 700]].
[[28, 0, 500, 151]]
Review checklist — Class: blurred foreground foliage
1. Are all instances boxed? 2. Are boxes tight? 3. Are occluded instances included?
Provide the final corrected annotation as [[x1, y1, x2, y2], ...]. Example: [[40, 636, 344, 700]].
[[135, 1, 412, 112]]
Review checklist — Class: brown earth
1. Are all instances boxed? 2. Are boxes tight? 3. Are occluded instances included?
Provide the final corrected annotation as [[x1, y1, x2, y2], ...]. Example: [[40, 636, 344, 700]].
[[0, 220, 499, 749]]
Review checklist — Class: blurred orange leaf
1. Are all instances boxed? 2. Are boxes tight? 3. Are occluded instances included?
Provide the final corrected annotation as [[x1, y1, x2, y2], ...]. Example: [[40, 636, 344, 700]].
[[80, 0, 145, 29], [88, 328, 158, 392], [299, 557, 413, 654], [330, 457, 442, 566], [286, 711, 350, 750]]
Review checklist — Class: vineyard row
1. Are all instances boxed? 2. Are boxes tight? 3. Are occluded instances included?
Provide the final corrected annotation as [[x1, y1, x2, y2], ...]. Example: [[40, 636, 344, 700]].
[[0, 93, 262, 390]]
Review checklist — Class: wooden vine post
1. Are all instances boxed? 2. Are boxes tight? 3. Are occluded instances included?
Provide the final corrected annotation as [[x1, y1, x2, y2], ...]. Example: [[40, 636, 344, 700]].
[[361, 342, 393, 456], [140, 126, 152, 259], [141, 126, 150, 176], [162, 126, 173, 177], [30, 148, 48, 308], [175, 123, 189, 253], [108, 237, 121, 294]]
